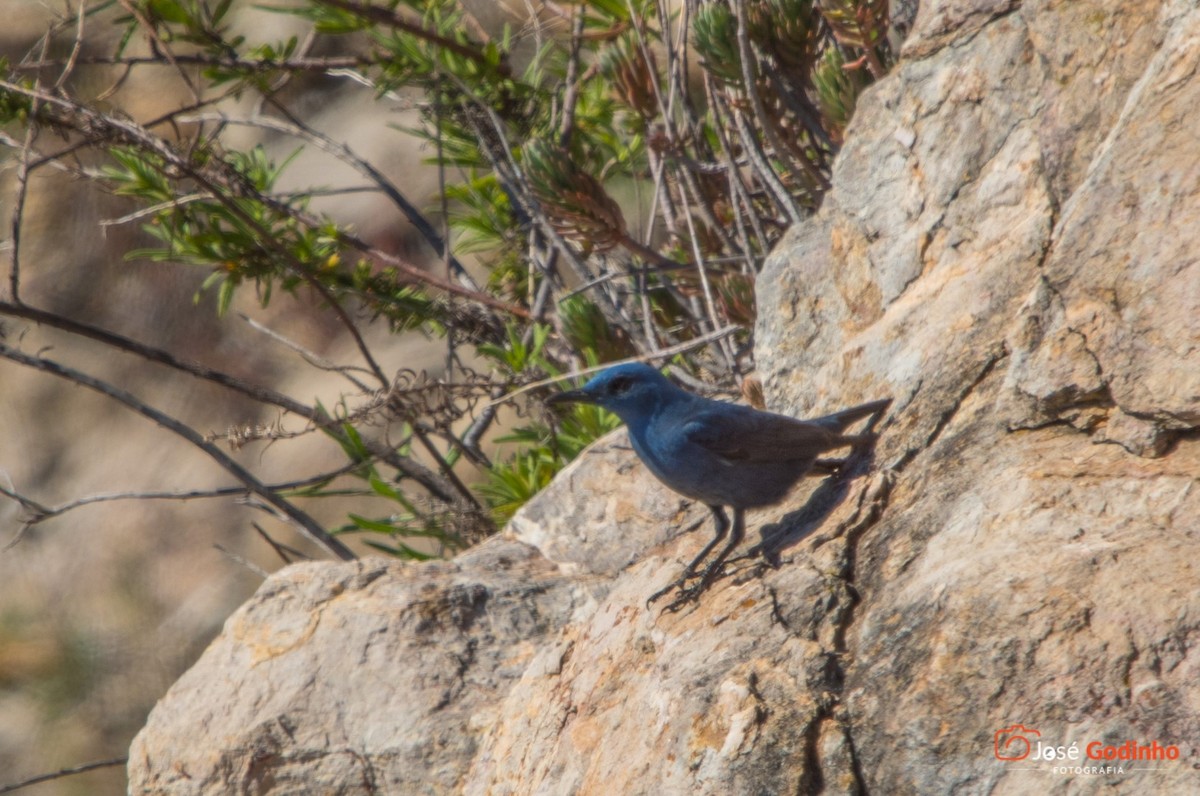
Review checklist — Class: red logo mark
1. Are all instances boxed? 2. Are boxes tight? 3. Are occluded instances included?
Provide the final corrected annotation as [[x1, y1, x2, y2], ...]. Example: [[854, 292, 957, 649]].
[[994, 725, 1041, 761]]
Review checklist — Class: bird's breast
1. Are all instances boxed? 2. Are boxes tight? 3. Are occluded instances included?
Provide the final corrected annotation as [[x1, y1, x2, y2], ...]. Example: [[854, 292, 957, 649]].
[[630, 421, 734, 503]]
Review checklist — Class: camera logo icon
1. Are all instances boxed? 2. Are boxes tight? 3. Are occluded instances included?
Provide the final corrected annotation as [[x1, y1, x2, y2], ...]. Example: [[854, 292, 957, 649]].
[[994, 725, 1041, 761]]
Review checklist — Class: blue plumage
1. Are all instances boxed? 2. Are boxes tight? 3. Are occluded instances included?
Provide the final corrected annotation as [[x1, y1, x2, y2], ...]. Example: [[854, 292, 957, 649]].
[[549, 363, 890, 609]]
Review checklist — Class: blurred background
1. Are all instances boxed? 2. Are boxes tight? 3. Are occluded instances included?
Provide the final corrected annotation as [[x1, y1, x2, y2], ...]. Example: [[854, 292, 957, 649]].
[[0, 2, 455, 792]]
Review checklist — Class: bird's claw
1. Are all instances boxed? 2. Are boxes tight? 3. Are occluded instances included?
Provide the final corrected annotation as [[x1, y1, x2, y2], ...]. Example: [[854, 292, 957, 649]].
[[646, 580, 683, 609], [647, 562, 726, 612], [660, 584, 706, 613], [646, 575, 701, 611]]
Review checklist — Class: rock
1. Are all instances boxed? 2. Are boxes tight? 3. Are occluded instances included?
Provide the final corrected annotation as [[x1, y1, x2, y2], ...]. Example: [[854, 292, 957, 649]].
[[129, 0, 1200, 793], [464, 470, 893, 796], [127, 541, 589, 794]]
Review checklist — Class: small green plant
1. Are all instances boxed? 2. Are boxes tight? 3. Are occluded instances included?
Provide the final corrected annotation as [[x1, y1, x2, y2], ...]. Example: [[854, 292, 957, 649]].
[[479, 401, 623, 524]]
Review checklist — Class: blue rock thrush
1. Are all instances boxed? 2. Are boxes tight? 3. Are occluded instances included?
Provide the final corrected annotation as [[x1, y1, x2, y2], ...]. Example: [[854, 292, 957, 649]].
[[548, 363, 890, 610]]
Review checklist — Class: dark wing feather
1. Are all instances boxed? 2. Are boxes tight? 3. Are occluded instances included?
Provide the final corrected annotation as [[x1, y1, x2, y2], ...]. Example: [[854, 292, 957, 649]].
[[682, 409, 846, 463], [809, 398, 893, 432]]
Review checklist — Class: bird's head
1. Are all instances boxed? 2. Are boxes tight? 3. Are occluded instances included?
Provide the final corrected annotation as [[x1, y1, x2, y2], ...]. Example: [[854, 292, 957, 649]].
[[547, 362, 678, 422]]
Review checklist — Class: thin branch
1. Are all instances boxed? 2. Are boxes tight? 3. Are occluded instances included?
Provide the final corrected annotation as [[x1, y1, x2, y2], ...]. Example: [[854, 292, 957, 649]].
[[0, 482, 52, 524], [23, 94, 228, 174], [12, 54, 368, 72], [0, 342, 356, 560], [412, 427, 483, 512], [0, 298, 464, 503], [460, 401, 498, 468], [732, 0, 804, 223], [52, 0, 90, 91], [4, 18, 59, 306], [557, 9, 586, 147], [313, 0, 510, 76], [274, 273, 385, 388], [0, 299, 314, 415], [115, 0, 202, 105], [8, 117, 34, 304], [0, 459, 369, 551], [675, 178, 736, 372], [706, 81, 769, 252], [254, 521, 307, 564], [252, 27, 319, 118], [239, 314, 374, 391], [730, 100, 798, 226], [495, 323, 743, 405], [0, 757, 128, 795], [214, 543, 269, 578], [98, 193, 209, 227]]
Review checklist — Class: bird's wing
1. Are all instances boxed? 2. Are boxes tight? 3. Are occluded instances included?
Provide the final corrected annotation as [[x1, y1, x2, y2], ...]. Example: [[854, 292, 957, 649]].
[[681, 409, 845, 463]]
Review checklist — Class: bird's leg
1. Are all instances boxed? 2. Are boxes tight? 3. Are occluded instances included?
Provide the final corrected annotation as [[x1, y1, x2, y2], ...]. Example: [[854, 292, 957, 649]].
[[678, 505, 730, 581], [688, 508, 745, 594], [658, 508, 746, 613], [647, 505, 728, 607]]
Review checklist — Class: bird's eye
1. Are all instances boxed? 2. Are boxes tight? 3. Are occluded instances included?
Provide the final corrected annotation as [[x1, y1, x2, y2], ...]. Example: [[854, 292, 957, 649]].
[[608, 376, 632, 394]]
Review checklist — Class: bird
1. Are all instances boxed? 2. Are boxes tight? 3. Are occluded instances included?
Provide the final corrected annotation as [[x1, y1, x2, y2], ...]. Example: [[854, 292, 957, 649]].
[[548, 363, 890, 610]]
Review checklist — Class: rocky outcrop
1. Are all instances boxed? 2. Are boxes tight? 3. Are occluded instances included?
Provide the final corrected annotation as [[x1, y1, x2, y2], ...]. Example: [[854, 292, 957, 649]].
[[129, 0, 1200, 793], [128, 542, 591, 794]]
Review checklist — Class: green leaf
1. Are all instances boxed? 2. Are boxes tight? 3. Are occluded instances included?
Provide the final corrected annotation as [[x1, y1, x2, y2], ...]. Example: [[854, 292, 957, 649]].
[[216, 276, 236, 316]]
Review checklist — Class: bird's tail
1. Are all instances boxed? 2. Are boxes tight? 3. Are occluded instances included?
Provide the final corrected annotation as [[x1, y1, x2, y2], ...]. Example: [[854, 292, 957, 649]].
[[811, 397, 892, 433]]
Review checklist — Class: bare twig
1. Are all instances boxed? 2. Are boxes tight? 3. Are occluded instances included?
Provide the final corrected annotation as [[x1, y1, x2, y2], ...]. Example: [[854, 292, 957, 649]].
[[4, 18, 60, 306], [240, 314, 374, 392], [496, 323, 742, 404], [0, 459, 369, 551], [0, 300, 313, 414], [732, 0, 805, 223], [706, 83, 770, 252], [115, 0, 202, 105], [99, 193, 209, 227], [254, 521, 308, 564], [0, 342, 356, 560], [52, 0, 90, 91], [214, 543, 270, 578], [313, 0, 510, 76], [675, 179, 736, 372], [12, 54, 367, 73], [0, 298, 467, 502], [8, 122, 34, 304], [557, 10, 587, 146], [0, 757, 128, 795]]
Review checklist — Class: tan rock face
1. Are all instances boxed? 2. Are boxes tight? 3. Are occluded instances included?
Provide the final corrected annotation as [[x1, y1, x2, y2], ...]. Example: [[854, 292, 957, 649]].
[[128, 542, 590, 794], [129, 0, 1200, 793]]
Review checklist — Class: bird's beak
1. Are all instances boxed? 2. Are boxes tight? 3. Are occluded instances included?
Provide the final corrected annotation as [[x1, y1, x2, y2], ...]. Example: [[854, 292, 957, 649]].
[[547, 389, 593, 406]]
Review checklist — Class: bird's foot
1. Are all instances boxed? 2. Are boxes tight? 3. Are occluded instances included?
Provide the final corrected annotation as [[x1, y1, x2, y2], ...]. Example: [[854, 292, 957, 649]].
[[646, 576, 693, 610], [647, 560, 729, 612], [648, 580, 707, 613], [646, 568, 712, 611]]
